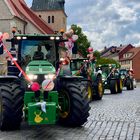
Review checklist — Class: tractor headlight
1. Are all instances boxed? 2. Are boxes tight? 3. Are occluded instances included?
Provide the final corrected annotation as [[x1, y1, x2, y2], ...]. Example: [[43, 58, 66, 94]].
[[45, 74, 56, 80], [27, 74, 38, 80]]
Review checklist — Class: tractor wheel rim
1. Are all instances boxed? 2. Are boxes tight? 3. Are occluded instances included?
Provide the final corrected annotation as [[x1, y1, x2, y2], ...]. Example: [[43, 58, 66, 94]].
[[59, 90, 70, 119], [98, 82, 103, 96], [87, 85, 92, 100]]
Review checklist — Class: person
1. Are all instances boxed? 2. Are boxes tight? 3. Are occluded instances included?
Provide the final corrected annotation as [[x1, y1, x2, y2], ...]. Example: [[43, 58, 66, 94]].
[[33, 45, 44, 60]]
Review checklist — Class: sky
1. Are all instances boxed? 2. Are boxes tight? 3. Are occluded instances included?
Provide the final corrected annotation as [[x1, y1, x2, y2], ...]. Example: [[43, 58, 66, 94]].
[[25, 0, 140, 50]]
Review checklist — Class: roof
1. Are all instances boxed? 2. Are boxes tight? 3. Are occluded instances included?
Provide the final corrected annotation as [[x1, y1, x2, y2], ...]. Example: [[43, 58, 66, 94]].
[[120, 47, 140, 61], [101, 44, 134, 58], [31, 0, 65, 11], [6, 0, 54, 34]]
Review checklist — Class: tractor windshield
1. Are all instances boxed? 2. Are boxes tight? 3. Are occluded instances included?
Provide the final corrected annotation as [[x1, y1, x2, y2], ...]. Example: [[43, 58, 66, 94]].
[[101, 66, 111, 75], [20, 40, 56, 66], [71, 60, 86, 71], [120, 69, 127, 75]]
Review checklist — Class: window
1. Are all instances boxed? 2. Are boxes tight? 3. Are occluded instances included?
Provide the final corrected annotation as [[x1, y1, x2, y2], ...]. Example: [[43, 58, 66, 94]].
[[52, 16, 54, 23], [48, 16, 50, 23], [48, 16, 54, 23]]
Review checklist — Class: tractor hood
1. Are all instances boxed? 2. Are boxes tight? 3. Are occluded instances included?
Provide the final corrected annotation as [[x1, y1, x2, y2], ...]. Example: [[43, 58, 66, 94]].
[[26, 61, 56, 75]]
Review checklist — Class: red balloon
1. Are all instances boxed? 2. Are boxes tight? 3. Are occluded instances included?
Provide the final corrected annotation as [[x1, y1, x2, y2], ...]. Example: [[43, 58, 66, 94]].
[[31, 82, 40, 92]]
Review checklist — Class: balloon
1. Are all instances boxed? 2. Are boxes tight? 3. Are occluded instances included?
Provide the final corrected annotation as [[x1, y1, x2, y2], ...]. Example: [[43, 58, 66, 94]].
[[72, 35, 78, 41], [3, 33, 9, 40]]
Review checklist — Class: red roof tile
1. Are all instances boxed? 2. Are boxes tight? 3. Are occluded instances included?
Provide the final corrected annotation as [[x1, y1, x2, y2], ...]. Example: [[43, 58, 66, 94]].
[[7, 0, 54, 34]]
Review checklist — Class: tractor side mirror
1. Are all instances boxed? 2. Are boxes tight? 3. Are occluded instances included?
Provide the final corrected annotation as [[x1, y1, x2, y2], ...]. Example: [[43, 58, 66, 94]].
[[0, 43, 3, 55]]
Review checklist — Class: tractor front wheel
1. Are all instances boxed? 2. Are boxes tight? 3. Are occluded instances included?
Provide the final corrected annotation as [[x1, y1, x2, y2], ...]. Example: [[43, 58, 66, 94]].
[[0, 82, 24, 131], [58, 82, 90, 127], [110, 80, 118, 94], [94, 78, 104, 100]]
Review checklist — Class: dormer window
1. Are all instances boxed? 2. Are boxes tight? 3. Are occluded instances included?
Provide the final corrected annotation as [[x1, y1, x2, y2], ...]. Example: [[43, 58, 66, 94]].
[[123, 53, 133, 58]]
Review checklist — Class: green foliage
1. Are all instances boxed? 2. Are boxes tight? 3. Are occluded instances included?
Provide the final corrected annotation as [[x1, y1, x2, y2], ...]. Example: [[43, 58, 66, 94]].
[[96, 57, 120, 68], [71, 24, 91, 57], [93, 51, 101, 59]]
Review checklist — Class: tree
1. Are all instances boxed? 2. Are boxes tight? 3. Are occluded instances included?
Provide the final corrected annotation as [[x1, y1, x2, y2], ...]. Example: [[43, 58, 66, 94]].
[[96, 57, 120, 68], [71, 24, 91, 57], [93, 51, 101, 60]]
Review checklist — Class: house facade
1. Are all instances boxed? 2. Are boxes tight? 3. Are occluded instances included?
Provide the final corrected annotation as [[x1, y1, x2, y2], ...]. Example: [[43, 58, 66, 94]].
[[120, 47, 140, 81]]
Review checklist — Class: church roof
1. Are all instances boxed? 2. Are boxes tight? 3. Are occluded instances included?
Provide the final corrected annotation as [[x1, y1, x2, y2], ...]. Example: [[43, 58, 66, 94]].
[[31, 0, 65, 11], [6, 0, 54, 34]]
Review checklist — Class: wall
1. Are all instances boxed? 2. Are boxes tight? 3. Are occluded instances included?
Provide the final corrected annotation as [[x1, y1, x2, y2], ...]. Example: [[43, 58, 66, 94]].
[[34, 10, 67, 32], [133, 52, 140, 81]]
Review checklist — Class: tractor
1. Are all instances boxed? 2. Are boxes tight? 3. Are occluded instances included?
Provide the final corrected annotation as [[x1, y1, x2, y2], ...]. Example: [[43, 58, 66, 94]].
[[119, 69, 135, 90], [70, 58, 104, 101], [96, 64, 123, 94], [0, 34, 90, 131]]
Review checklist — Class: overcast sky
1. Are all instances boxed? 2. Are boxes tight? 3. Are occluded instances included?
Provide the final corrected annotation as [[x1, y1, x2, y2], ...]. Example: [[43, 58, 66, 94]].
[[25, 0, 140, 50]]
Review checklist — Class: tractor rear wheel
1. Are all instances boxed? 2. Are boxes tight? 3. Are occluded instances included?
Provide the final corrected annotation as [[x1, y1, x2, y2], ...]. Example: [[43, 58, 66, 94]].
[[58, 82, 90, 127], [0, 82, 24, 131], [110, 80, 118, 94]]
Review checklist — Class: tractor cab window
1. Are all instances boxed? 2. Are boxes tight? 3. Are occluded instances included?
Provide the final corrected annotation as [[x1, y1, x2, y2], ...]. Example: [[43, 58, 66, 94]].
[[120, 70, 127, 75], [71, 60, 85, 71], [101, 67, 110, 75], [21, 40, 56, 66]]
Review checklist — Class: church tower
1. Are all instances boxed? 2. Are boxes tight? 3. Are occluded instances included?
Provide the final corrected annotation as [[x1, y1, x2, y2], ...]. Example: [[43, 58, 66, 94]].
[[31, 0, 67, 32]]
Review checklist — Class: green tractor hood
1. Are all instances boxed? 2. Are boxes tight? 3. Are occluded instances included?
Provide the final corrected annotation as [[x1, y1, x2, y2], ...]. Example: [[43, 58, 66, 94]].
[[26, 60, 56, 74]]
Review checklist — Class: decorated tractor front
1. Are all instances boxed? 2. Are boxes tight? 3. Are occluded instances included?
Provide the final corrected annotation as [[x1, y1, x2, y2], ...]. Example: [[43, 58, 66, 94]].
[[70, 58, 104, 101], [119, 69, 135, 90], [0, 34, 90, 131], [97, 64, 123, 94]]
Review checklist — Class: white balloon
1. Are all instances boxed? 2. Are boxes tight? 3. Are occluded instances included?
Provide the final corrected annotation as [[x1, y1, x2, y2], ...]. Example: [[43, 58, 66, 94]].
[[72, 35, 78, 41]]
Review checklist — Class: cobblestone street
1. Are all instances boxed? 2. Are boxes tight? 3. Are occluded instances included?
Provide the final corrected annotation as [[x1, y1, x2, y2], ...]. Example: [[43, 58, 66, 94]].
[[1, 86, 140, 140]]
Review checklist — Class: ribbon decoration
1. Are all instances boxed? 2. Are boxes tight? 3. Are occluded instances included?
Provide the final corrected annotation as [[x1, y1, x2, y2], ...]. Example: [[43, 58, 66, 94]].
[[0, 34, 32, 83]]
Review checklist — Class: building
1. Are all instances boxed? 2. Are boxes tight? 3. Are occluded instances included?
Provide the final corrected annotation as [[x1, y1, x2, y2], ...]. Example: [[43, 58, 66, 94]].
[[0, 0, 53, 36], [120, 47, 140, 81], [31, 0, 67, 32], [101, 44, 134, 61]]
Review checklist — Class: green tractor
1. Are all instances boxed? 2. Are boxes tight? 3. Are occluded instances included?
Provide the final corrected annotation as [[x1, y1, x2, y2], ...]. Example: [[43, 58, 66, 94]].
[[119, 69, 135, 90], [0, 34, 90, 131], [70, 58, 104, 101], [97, 64, 123, 94]]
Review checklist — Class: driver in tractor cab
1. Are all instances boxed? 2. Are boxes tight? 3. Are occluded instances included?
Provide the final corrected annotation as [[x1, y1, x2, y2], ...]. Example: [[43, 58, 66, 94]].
[[33, 45, 44, 60]]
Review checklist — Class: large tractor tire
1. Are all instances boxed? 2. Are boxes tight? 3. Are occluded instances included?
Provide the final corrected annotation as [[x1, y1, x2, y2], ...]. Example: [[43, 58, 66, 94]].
[[0, 82, 24, 131], [94, 78, 104, 100], [126, 79, 134, 90], [58, 82, 90, 127], [117, 79, 123, 93], [81, 80, 93, 101], [110, 80, 118, 94]]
